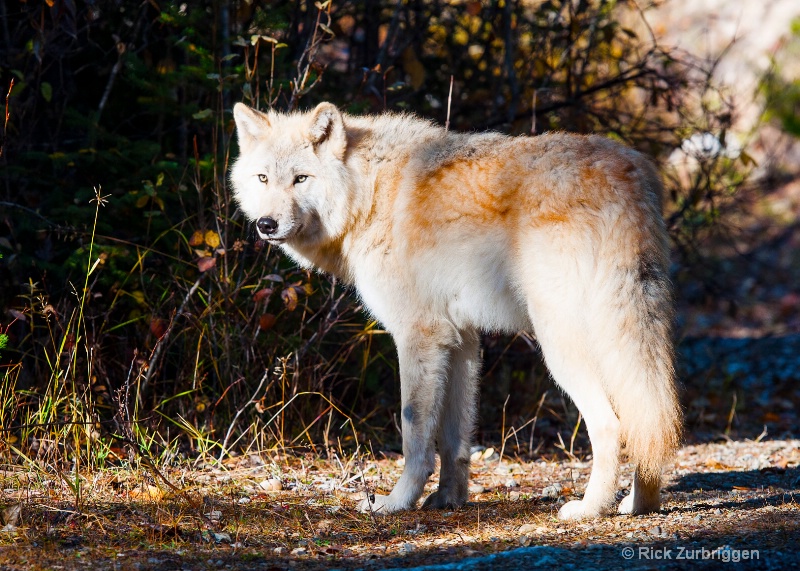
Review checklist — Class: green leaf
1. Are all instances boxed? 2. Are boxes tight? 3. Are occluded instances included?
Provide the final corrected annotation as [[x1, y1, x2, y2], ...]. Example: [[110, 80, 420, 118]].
[[40, 82, 52, 102], [193, 109, 213, 120]]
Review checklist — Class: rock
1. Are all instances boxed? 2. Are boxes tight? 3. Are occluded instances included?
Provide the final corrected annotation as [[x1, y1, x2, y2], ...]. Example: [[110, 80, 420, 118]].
[[399, 543, 415, 553], [519, 523, 538, 535], [273, 546, 287, 555], [468, 483, 485, 494], [290, 547, 307, 556], [519, 536, 532, 546], [541, 483, 563, 499], [259, 478, 283, 492], [648, 526, 663, 537], [505, 478, 519, 488]]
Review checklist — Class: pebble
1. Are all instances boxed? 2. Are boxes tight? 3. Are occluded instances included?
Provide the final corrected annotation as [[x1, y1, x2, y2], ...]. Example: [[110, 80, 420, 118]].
[[273, 546, 287, 555], [541, 483, 563, 499], [259, 478, 283, 492], [505, 478, 519, 488], [518, 523, 538, 535], [648, 525, 662, 537], [399, 543, 415, 553], [290, 547, 307, 556], [468, 483, 485, 494]]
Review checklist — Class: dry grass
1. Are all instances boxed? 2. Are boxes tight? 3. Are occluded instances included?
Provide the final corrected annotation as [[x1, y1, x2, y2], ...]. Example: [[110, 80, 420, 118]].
[[0, 439, 797, 570]]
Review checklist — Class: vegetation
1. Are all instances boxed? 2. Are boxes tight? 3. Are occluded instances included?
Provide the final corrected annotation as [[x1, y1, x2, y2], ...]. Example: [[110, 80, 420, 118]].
[[0, 0, 769, 476]]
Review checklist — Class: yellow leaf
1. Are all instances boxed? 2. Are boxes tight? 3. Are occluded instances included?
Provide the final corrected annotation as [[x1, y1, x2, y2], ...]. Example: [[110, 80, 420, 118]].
[[204, 230, 221, 248], [188, 230, 205, 247], [281, 287, 298, 311], [135, 195, 149, 208]]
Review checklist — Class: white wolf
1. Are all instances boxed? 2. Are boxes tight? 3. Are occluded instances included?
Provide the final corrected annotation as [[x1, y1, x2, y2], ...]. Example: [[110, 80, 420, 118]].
[[230, 102, 682, 520]]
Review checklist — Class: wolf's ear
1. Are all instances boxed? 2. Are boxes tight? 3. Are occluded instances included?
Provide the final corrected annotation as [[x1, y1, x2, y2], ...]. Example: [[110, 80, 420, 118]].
[[308, 102, 347, 160], [233, 103, 270, 152]]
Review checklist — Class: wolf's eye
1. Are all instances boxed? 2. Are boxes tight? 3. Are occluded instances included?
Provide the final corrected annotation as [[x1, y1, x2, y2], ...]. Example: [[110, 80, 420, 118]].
[[294, 174, 308, 184], [257, 174, 268, 183]]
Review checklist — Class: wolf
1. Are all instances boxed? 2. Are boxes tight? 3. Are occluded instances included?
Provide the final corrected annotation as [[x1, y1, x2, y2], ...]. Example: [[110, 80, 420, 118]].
[[230, 102, 682, 520]]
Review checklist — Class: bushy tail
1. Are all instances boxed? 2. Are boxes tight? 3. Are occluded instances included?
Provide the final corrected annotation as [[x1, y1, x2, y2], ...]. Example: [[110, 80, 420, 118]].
[[591, 229, 683, 484]]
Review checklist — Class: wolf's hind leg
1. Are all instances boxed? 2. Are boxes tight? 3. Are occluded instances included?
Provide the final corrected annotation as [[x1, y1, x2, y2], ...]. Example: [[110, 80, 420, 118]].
[[423, 330, 480, 510], [527, 302, 620, 520], [358, 327, 451, 514], [618, 467, 661, 514]]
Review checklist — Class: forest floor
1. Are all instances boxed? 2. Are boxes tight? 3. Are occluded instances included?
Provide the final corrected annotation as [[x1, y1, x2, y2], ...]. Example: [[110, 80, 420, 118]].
[[0, 431, 797, 571]]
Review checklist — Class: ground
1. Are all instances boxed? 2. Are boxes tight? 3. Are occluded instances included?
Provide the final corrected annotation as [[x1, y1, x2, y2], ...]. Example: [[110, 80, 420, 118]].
[[0, 426, 798, 570]]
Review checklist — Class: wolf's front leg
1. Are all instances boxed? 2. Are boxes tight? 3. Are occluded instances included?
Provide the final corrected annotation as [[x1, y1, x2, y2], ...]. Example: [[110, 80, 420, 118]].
[[422, 330, 480, 509], [358, 328, 451, 514]]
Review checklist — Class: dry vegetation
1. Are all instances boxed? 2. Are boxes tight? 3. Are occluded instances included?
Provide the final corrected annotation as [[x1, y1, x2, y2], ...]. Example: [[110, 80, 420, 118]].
[[0, 438, 798, 570]]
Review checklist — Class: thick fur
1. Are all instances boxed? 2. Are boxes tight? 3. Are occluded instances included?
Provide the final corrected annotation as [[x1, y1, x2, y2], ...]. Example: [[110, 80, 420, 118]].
[[230, 102, 683, 520]]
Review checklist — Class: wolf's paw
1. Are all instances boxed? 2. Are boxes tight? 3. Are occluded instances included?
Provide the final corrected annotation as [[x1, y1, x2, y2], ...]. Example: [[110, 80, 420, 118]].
[[557, 499, 603, 521], [421, 488, 467, 510], [357, 493, 409, 515], [617, 491, 660, 515]]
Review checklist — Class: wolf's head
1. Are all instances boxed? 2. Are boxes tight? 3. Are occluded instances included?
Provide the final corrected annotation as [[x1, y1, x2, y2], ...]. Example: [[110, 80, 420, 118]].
[[230, 102, 351, 245]]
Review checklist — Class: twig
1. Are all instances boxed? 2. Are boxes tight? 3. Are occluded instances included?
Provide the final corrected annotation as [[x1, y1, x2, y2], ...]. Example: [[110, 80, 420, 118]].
[[217, 369, 271, 463], [445, 75, 454, 132], [0, 78, 13, 158], [141, 276, 203, 395]]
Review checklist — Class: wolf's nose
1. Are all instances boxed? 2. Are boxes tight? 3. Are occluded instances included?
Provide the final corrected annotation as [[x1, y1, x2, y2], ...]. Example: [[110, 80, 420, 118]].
[[257, 216, 278, 236]]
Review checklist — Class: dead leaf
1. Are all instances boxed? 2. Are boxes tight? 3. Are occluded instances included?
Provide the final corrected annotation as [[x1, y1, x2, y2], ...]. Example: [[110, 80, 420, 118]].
[[259, 314, 277, 330], [1, 504, 21, 527], [197, 257, 217, 272], [204, 230, 221, 248], [188, 230, 205, 247], [281, 287, 298, 311], [253, 288, 273, 303], [129, 484, 164, 502]]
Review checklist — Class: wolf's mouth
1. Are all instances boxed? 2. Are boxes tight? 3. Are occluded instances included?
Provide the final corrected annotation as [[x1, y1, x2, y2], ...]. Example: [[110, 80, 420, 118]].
[[264, 223, 303, 244]]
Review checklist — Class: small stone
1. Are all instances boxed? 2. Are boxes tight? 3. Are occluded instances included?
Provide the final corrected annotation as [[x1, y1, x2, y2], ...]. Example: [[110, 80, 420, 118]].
[[714, 508, 723, 515], [509, 491, 522, 501], [541, 483, 563, 499], [207, 510, 222, 522], [399, 543, 415, 553], [693, 514, 702, 521], [212, 532, 231, 544], [505, 478, 519, 488], [518, 523, 538, 535], [468, 483, 485, 494], [290, 547, 307, 556], [237, 497, 251, 505], [519, 536, 532, 547], [316, 519, 334, 535], [259, 478, 283, 492], [273, 546, 287, 555], [648, 526, 662, 537]]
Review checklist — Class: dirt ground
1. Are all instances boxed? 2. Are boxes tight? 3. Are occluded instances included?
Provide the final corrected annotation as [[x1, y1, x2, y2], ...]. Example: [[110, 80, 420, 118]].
[[0, 430, 798, 571]]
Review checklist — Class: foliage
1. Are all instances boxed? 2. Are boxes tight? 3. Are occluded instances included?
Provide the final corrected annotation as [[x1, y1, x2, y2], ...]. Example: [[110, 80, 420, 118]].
[[0, 0, 760, 471], [761, 18, 800, 138]]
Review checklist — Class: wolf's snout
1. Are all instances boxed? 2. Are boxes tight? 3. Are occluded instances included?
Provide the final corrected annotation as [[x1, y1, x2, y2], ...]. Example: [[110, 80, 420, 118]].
[[257, 216, 279, 236]]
